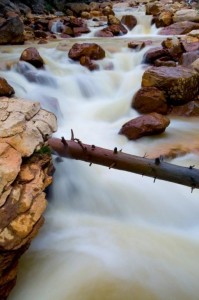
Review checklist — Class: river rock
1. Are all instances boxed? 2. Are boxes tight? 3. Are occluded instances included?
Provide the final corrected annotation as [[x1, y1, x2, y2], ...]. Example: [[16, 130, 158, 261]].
[[94, 28, 114, 37], [0, 77, 15, 97], [181, 39, 199, 52], [0, 96, 57, 299], [146, 2, 162, 16], [142, 66, 199, 105], [68, 43, 105, 61], [105, 24, 128, 36], [80, 56, 99, 71], [119, 112, 170, 140], [143, 47, 171, 64], [154, 10, 173, 27], [132, 87, 169, 114], [128, 41, 148, 51], [169, 100, 199, 117], [107, 15, 120, 25], [192, 58, 199, 71], [159, 21, 199, 35], [179, 51, 199, 66], [121, 15, 137, 30], [173, 9, 199, 22], [0, 16, 24, 45], [20, 47, 44, 69]]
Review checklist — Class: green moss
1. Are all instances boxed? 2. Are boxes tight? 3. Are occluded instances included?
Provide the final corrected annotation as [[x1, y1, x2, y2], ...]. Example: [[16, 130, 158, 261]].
[[36, 145, 51, 155]]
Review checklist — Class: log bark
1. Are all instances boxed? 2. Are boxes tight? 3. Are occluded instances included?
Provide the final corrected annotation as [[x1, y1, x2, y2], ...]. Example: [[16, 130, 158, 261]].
[[48, 137, 199, 190]]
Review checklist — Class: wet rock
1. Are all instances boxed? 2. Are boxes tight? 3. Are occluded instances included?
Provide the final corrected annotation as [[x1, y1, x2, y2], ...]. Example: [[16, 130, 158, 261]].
[[80, 56, 99, 71], [173, 9, 199, 22], [0, 16, 24, 45], [142, 66, 199, 105], [121, 15, 137, 30], [159, 21, 199, 35], [169, 100, 199, 117], [181, 39, 199, 52], [154, 58, 176, 67], [106, 24, 128, 36], [34, 30, 48, 39], [192, 58, 199, 72], [179, 51, 199, 66], [94, 28, 114, 37], [73, 26, 90, 37], [154, 11, 173, 28], [143, 47, 171, 64], [128, 41, 147, 51], [68, 43, 105, 61], [119, 112, 170, 140], [102, 6, 115, 16], [107, 15, 120, 25], [146, 2, 162, 16], [132, 87, 169, 114], [20, 47, 44, 69], [162, 37, 184, 61], [0, 78, 15, 97], [66, 3, 89, 17]]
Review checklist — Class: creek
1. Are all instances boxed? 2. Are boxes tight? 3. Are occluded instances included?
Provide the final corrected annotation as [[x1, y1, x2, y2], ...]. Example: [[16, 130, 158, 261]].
[[1, 4, 199, 300]]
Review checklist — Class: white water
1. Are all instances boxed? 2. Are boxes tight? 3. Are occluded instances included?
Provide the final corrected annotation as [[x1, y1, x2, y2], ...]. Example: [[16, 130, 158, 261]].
[[0, 7, 199, 300]]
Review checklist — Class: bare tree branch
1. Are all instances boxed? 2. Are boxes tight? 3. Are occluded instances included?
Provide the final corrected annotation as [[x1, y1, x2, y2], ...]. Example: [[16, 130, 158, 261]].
[[48, 137, 199, 190]]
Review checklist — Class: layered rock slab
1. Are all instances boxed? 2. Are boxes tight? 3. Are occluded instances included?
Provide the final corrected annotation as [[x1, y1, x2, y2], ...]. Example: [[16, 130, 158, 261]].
[[0, 97, 57, 299]]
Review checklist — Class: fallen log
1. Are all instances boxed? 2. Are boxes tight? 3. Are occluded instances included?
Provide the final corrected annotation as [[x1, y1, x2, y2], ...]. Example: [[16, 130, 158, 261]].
[[48, 135, 199, 190]]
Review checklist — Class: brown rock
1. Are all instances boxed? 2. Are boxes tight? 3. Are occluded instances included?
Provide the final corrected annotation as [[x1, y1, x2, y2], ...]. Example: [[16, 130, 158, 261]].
[[142, 66, 199, 105], [154, 11, 173, 28], [80, 56, 99, 71], [121, 15, 137, 30], [102, 6, 115, 16], [143, 47, 171, 64], [0, 16, 24, 45], [68, 43, 105, 61], [169, 101, 199, 117], [73, 26, 90, 37], [106, 24, 127, 36], [119, 112, 170, 140], [181, 40, 199, 52], [179, 51, 199, 66], [20, 47, 44, 69], [159, 21, 199, 35], [34, 30, 48, 39], [154, 58, 176, 67], [132, 87, 169, 114], [146, 3, 162, 16], [107, 15, 121, 25], [0, 78, 15, 97], [94, 28, 114, 37], [128, 41, 146, 51]]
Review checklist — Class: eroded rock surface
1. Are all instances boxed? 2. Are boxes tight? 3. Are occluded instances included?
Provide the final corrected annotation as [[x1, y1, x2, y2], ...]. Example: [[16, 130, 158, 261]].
[[0, 96, 57, 299]]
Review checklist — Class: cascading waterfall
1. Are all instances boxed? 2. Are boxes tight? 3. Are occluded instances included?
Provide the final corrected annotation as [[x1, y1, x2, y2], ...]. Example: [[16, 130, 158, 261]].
[[1, 6, 199, 300]]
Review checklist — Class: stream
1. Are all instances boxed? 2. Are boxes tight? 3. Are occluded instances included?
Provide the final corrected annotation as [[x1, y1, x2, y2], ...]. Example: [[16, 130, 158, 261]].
[[1, 4, 199, 300]]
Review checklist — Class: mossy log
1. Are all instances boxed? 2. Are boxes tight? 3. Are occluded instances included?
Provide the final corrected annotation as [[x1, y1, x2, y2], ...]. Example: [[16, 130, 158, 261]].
[[48, 136, 199, 190]]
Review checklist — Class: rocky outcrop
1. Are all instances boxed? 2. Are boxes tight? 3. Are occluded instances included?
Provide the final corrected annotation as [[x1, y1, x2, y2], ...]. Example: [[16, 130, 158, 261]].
[[119, 112, 170, 140], [0, 96, 57, 299]]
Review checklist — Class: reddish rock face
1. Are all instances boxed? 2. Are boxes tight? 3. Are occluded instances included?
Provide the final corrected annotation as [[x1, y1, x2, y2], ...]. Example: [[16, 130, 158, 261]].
[[142, 66, 199, 105], [121, 15, 137, 30], [68, 43, 105, 60], [20, 47, 44, 69], [159, 21, 199, 35], [181, 40, 199, 52], [119, 113, 170, 140], [0, 77, 15, 97], [132, 87, 169, 114]]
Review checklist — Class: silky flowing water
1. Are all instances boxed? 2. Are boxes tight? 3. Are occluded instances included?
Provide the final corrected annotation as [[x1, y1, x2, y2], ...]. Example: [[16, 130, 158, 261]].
[[1, 5, 199, 300]]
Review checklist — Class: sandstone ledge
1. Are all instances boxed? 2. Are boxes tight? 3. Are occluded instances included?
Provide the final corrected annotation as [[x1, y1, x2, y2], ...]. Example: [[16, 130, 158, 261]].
[[0, 96, 57, 300]]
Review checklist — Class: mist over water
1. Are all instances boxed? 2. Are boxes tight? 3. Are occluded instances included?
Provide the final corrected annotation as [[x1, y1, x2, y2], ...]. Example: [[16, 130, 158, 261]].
[[1, 6, 199, 300]]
